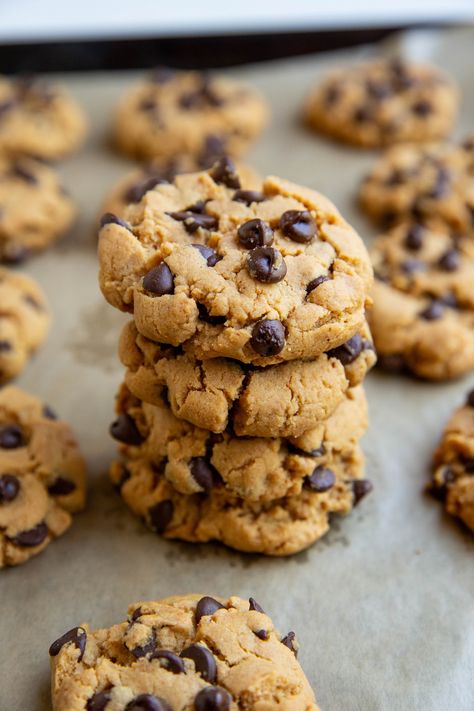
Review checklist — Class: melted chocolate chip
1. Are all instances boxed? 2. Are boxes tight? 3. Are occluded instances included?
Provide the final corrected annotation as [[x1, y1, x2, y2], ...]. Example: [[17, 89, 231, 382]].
[[124, 175, 166, 203], [279, 210, 316, 244], [109, 414, 144, 445], [254, 629, 269, 640], [281, 631, 298, 656], [49, 626, 87, 660], [467, 390, 474, 407], [419, 300, 444, 321], [12, 162, 38, 184], [367, 80, 392, 100], [191, 243, 220, 267], [168, 210, 217, 234], [143, 263, 174, 296], [125, 695, 171, 711], [100, 213, 131, 230], [237, 219, 273, 249], [327, 334, 364, 365], [247, 247, 287, 283], [249, 597, 265, 613], [150, 649, 185, 673], [194, 687, 232, 711], [353, 106, 372, 123], [233, 189, 265, 205], [197, 303, 226, 325], [404, 224, 424, 250], [190, 457, 222, 491], [0, 474, 20, 503], [250, 319, 286, 357], [352, 479, 373, 505], [0, 340, 12, 352], [86, 691, 112, 711], [306, 274, 330, 294], [412, 100, 432, 116], [438, 249, 460, 272], [209, 157, 241, 189], [0, 425, 24, 449], [180, 643, 217, 682], [324, 85, 342, 106], [9, 521, 48, 547], [148, 500, 174, 534], [304, 466, 336, 492], [48, 477, 76, 496], [131, 607, 143, 622], [129, 629, 156, 658], [195, 596, 225, 624]]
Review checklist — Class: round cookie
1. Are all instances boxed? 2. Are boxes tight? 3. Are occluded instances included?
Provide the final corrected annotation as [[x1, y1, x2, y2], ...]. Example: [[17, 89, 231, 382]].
[[49, 594, 319, 711], [99, 159, 373, 366], [304, 58, 458, 147], [359, 140, 474, 231], [0, 156, 76, 262], [369, 222, 474, 379], [0, 267, 50, 383], [0, 386, 86, 568], [119, 319, 375, 437], [0, 74, 86, 159], [429, 389, 474, 533], [110, 382, 368, 503]]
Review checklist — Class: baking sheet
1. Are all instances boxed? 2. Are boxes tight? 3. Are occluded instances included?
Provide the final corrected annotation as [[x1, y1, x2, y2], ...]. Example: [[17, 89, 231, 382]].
[[1, 26, 474, 711]]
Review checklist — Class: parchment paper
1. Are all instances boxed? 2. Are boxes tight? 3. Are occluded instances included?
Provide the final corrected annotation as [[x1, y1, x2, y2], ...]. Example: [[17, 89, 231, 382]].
[[1, 26, 473, 711]]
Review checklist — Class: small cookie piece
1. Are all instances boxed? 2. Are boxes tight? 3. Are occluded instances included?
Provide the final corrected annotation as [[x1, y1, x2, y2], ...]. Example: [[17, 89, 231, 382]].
[[304, 58, 458, 147], [429, 390, 474, 533], [113, 69, 268, 162], [359, 140, 474, 231], [119, 319, 375, 437], [0, 386, 86, 568], [0, 156, 76, 262], [0, 267, 50, 383], [0, 74, 86, 159], [369, 222, 474, 379], [49, 594, 319, 710], [99, 161, 373, 366], [110, 382, 368, 503]]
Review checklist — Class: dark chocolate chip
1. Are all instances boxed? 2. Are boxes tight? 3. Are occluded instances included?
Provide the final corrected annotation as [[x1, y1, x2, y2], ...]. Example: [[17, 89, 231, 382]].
[[237, 218, 273, 249], [419, 300, 444, 321], [281, 631, 298, 656], [86, 691, 111, 711], [148, 500, 174, 534], [248, 597, 265, 614], [12, 162, 38, 184], [306, 274, 330, 294], [49, 626, 87, 660], [327, 334, 363, 365], [233, 189, 265, 205], [143, 263, 174, 296], [247, 247, 287, 283], [467, 390, 474, 407], [250, 319, 286, 357], [9, 521, 48, 547], [412, 100, 432, 116], [109, 414, 144, 445], [195, 596, 225, 624], [366, 80, 392, 100], [0, 340, 12, 352], [131, 607, 143, 622], [180, 643, 217, 682], [304, 466, 336, 492], [125, 695, 171, 711], [43, 405, 57, 420], [115, 465, 131, 492], [150, 649, 185, 673], [426, 168, 451, 199], [404, 224, 424, 251], [199, 134, 227, 169], [254, 629, 269, 640], [440, 292, 458, 308], [279, 210, 316, 244], [0, 474, 20, 503], [124, 175, 166, 204], [48, 477, 76, 496], [0, 425, 24, 449], [352, 479, 373, 505], [353, 106, 372, 123], [191, 243, 220, 267], [168, 210, 217, 234], [100, 212, 131, 230], [438, 249, 460, 272], [401, 258, 425, 274], [129, 629, 156, 658], [194, 687, 232, 711], [429, 467, 455, 501], [197, 303, 226, 325], [209, 157, 241, 189], [190, 457, 222, 491], [139, 97, 157, 112]]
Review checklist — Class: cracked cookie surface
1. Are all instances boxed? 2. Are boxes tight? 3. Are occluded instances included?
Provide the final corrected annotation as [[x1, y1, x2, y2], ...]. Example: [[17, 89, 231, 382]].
[[50, 594, 319, 711], [99, 160, 373, 365], [304, 58, 458, 147], [113, 69, 268, 162], [0, 386, 86, 568]]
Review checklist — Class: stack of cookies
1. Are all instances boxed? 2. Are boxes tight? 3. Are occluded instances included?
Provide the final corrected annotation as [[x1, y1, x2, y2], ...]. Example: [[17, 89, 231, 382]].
[[99, 158, 376, 555]]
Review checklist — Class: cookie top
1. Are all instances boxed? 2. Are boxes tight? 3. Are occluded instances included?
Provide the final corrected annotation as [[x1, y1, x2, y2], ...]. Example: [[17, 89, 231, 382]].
[[359, 140, 474, 231], [49, 594, 319, 711], [99, 160, 373, 365], [113, 69, 268, 162], [0, 386, 86, 568], [0, 74, 86, 159], [110, 382, 367, 503], [0, 267, 50, 383], [304, 58, 458, 147], [429, 390, 474, 533], [0, 156, 76, 263], [119, 319, 375, 437]]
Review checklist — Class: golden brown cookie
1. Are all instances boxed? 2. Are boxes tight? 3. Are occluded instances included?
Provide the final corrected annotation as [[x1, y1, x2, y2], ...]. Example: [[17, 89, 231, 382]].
[[49, 594, 319, 710]]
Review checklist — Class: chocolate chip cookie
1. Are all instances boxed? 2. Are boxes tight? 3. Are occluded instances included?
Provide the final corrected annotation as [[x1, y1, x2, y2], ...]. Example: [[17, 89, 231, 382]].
[[99, 160, 373, 366], [429, 390, 474, 533], [119, 319, 375, 437], [0, 267, 50, 383], [50, 594, 319, 710], [0, 386, 86, 568], [0, 74, 86, 159], [369, 221, 474, 379], [304, 58, 458, 147], [113, 69, 268, 162], [0, 155, 76, 262]]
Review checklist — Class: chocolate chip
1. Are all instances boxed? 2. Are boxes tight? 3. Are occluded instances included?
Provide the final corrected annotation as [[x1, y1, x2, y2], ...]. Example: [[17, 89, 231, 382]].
[[327, 334, 363, 365], [110, 414, 144, 445], [9, 521, 48, 547], [0, 340, 12, 352], [209, 157, 241, 189], [194, 687, 231, 711], [353, 106, 372, 123], [23, 293, 43, 311], [191, 244, 220, 267], [402, 258, 424, 274], [199, 134, 227, 169], [143, 263, 174, 296], [281, 631, 298, 657], [0, 474, 20, 503], [247, 247, 287, 283], [114, 465, 131, 492], [419, 300, 444, 321], [12, 162, 38, 184], [250, 319, 286, 357], [100, 212, 131, 230], [429, 467, 455, 501], [367, 80, 392, 100], [438, 249, 460, 272], [254, 629, 269, 640], [180, 644, 217, 682], [280, 210, 316, 244], [426, 168, 451, 199], [130, 629, 156, 658], [43, 405, 57, 419], [324, 85, 341, 105], [148, 500, 174, 534], [352, 479, 373, 505], [377, 354, 406, 373], [48, 477, 76, 496], [139, 97, 157, 112], [404, 224, 424, 251], [168, 210, 217, 234], [413, 100, 432, 116], [0, 425, 24, 448], [131, 607, 143, 622], [125, 695, 171, 711], [150, 66, 174, 83], [233, 190, 265, 205], [248, 597, 265, 614], [306, 274, 330, 294], [86, 691, 111, 711], [124, 175, 165, 204], [150, 649, 185, 673], [49, 626, 87, 660], [237, 219, 273, 249], [190, 457, 222, 491], [0, 99, 15, 119], [195, 596, 225, 624], [304, 466, 336, 492], [197, 303, 226, 325], [440, 292, 458, 308], [466, 390, 474, 407]]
